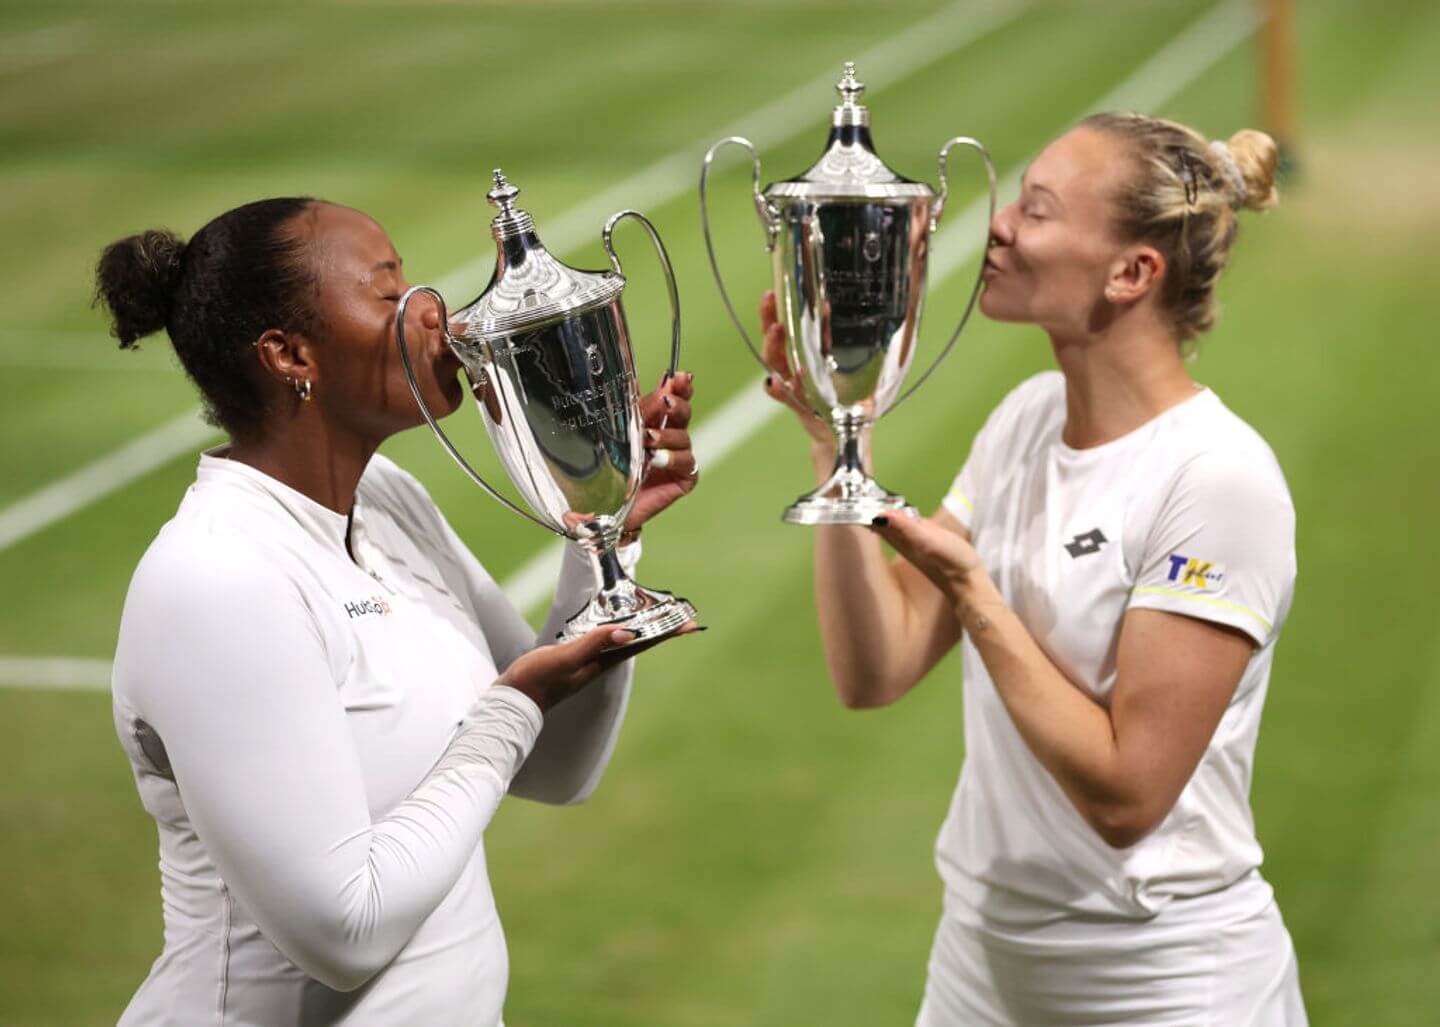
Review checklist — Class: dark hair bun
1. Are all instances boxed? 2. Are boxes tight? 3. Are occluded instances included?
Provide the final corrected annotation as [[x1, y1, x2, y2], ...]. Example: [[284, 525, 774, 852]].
[[94, 229, 187, 348]]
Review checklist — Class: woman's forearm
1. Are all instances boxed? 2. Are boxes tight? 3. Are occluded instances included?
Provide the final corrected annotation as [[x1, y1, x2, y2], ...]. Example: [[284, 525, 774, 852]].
[[809, 443, 942, 708], [508, 540, 637, 804], [953, 572, 1144, 844]]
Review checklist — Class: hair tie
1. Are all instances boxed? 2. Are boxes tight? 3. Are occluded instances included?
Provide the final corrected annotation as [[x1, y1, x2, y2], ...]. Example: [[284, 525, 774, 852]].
[[1208, 140, 1248, 207], [1176, 150, 1199, 207]]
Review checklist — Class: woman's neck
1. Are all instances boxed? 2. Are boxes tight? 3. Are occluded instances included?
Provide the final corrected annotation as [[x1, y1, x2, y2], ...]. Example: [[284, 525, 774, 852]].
[[1048, 310, 1198, 450], [227, 416, 377, 516]]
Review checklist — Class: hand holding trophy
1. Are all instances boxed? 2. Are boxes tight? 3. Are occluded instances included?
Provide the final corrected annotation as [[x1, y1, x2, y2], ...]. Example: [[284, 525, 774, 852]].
[[397, 171, 697, 643], [701, 61, 996, 524]]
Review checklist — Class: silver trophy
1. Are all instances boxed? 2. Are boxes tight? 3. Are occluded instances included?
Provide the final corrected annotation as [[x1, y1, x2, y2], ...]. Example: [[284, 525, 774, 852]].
[[396, 170, 696, 643], [701, 61, 996, 525]]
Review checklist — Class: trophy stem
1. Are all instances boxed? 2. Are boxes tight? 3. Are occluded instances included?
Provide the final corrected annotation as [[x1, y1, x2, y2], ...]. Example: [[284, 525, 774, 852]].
[[781, 412, 917, 526], [556, 533, 697, 645]]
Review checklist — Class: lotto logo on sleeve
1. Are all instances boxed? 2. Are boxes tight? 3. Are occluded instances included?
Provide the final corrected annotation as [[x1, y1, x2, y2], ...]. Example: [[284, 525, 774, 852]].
[[1166, 555, 1225, 590]]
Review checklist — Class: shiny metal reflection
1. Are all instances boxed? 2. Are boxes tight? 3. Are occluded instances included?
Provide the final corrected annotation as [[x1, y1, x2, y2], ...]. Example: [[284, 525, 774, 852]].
[[397, 172, 695, 642]]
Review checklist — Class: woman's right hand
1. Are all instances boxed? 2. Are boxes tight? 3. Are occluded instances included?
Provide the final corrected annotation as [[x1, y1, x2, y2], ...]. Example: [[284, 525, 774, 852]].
[[498, 624, 694, 712], [758, 291, 833, 454]]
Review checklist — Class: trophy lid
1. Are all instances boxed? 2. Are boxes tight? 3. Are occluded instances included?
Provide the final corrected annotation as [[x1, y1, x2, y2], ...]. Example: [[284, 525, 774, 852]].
[[458, 170, 624, 341], [764, 62, 934, 201]]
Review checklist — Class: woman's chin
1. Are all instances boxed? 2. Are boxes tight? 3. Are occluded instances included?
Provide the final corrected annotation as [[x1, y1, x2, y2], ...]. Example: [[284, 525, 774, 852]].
[[406, 377, 465, 425], [437, 378, 466, 417], [979, 289, 1024, 324]]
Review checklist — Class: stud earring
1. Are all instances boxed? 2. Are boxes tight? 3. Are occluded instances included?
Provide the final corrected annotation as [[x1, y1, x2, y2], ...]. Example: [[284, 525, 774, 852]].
[[293, 378, 313, 401]]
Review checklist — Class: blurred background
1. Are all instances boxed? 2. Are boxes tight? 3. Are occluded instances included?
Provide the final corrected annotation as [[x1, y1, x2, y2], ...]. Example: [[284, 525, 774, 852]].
[[1, 0, 1436, 1023]]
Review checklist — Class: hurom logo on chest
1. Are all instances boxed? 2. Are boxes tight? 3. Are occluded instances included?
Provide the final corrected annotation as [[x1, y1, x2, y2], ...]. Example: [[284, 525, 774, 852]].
[[344, 596, 393, 620]]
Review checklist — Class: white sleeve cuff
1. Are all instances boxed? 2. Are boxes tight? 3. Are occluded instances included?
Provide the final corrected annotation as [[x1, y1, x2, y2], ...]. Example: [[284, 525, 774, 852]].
[[438, 685, 546, 785], [1127, 587, 1271, 648], [941, 486, 975, 531]]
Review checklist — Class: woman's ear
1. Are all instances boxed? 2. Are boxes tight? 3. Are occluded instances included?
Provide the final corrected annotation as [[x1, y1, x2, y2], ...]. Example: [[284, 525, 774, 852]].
[[1104, 245, 1165, 305], [255, 328, 319, 390]]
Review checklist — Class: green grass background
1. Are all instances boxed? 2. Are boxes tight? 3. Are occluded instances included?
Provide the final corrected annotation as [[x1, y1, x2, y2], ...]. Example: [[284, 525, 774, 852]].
[[1, 0, 1437, 1023]]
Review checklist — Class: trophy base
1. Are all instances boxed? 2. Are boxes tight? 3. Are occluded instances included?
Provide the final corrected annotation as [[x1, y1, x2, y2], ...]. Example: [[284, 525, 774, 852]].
[[557, 586, 698, 646], [783, 491, 917, 526], [784, 412, 916, 525]]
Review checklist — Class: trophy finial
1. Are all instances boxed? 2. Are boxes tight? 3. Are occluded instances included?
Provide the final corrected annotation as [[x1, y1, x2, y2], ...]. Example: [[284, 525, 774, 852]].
[[486, 168, 535, 241], [487, 168, 522, 215], [836, 61, 865, 106], [832, 60, 869, 128]]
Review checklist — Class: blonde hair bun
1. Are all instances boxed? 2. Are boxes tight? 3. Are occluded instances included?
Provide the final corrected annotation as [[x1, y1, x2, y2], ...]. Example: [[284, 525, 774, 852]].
[[1220, 129, 1280, 212]]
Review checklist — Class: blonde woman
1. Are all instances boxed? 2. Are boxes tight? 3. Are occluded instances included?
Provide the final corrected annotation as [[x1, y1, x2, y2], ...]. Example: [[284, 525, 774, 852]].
[[760, 113, 1306, 1024]]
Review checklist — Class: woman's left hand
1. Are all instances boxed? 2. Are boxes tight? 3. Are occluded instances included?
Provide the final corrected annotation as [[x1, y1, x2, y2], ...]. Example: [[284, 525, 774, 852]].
[[868, 511, 984, 605], [624, 372, 698, 533]]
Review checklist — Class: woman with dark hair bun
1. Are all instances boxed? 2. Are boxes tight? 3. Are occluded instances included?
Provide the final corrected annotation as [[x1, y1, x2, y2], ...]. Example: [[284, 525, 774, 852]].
[[760, 113, 1306, 1024], [97, 198, 698, 1025]]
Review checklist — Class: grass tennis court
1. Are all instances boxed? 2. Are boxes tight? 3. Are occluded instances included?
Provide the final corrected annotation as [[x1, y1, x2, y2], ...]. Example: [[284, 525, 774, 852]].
[[2, 0, 1437, 1022]]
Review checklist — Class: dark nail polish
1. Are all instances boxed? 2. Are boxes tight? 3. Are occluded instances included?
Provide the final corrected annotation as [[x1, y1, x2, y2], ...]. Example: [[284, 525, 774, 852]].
[[764, 375, 773, 387], [871, 516, 889, 527], [663, 395, 675, 409]]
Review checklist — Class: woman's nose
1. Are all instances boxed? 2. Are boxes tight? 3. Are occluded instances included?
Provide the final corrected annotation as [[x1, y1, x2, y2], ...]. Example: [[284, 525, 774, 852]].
[[989, 203, 1018, 246]]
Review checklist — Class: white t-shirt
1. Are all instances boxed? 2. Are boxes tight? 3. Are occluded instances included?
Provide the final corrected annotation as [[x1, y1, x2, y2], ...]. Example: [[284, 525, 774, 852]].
[[938, 371, 1296, 923], [112, 450, 638, 1026]]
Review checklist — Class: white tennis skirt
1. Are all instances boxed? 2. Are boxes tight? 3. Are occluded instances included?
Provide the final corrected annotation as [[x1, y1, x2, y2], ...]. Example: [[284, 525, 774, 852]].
[[915, 876, 1307, 1026]]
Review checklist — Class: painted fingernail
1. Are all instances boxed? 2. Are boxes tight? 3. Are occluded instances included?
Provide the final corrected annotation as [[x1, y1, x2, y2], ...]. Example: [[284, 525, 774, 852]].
[[662, 395, 675, 410], [871, 516, 889, 527], [645, 428, 660, 444], [764, 375, 773, 388]]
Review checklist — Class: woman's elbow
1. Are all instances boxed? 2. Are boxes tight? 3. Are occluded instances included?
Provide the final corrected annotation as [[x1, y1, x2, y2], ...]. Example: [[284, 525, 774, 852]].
[[832, 670, 908, 710], [837, 685, 892, 710], [290, 944, 388, 994], [1088, 802, 1165, 850], [308, 960, 374, 994], [278, 911, 400, 992], [510, 766, 602, 807]]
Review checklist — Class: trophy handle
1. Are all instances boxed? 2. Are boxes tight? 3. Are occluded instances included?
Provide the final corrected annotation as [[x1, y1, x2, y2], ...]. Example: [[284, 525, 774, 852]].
[[395, 285, 566, 538], [601, 209, 681, 382], [699, 136, 785, 374], [888, 137, 998, 415], [601, 208, 682, 516]]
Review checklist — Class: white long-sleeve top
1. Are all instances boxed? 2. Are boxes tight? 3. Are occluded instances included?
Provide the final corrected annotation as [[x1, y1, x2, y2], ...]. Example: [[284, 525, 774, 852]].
[[111, 449, 637, 1026]]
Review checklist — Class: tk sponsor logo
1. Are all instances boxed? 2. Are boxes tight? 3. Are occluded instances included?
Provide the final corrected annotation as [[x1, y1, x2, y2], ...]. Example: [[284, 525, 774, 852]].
[[1166, 555, 1225, 590]]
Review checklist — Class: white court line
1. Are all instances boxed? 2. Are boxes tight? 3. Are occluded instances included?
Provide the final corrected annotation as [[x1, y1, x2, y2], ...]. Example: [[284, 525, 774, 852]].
[[0, 22, 93, 72], [0, 0, 1255, 689], [0, 656, 112, 691], [0, 0, 1023, 561], [0, 409, 218, 552]]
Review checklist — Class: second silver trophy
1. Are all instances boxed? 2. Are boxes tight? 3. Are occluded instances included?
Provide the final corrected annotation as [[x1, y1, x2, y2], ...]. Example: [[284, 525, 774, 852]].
[[701, 61, 996, 525]]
